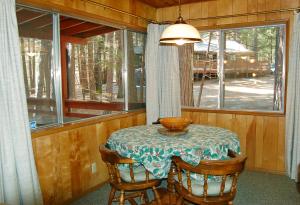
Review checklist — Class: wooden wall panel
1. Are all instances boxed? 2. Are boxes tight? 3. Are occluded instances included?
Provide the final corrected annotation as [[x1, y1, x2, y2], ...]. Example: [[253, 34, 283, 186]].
[[17, 0, 156, 30], [182, 110, 285, 174], [157, 0, 300, 31], [31, 111, 146, 205]]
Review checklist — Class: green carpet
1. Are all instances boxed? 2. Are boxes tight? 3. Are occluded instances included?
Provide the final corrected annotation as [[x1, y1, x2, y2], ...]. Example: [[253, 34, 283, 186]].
[[71, 171, 300, 205]]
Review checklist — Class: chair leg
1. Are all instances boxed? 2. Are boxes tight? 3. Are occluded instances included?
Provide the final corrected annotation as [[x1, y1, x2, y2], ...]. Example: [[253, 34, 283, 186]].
[[119, 190, 125, 205], [108, 186, 116, 205], [141, 191, 149, 204], [152, 186, 162, 205], [176, 196, 183, 205], [128, 198, 138, 205]]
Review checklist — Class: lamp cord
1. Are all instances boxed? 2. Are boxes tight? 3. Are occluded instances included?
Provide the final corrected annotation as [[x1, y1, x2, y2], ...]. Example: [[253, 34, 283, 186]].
[[178, 0, 182, 17]]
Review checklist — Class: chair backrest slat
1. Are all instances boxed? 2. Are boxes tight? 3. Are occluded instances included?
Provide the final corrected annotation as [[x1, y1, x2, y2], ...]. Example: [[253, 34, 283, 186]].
[[219, 175, 227, 196], [129, 164, 135, 183], [177, 166, 183, 188], [230, 173, 239, 194], [115, 164, 122, 183], [186, 171, 192, 194], [107, 163, 115, 182], [203, 174, 208, 198]]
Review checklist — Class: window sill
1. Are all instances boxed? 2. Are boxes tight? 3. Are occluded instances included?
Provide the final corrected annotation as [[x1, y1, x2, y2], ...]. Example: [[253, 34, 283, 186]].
[[182, 107, 285, 117], [31, 109, 145, 139]]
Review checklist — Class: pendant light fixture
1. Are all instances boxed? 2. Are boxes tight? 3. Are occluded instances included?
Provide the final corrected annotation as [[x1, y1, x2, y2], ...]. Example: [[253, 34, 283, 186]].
[[160, 0, 202, 45]]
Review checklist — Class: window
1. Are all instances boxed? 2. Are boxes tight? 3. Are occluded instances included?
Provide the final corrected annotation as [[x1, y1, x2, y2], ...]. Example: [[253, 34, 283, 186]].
[[193, 31, 219, 109], [64, 22, 146, 119], [17, 5, 147, 129], [127, 31, 146, 108], [190, 24, 286, 112], [66, 30, 125, 117], [17, 6, 58, 128]]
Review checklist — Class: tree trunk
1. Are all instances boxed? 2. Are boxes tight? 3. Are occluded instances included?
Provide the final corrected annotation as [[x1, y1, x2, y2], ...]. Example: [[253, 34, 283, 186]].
[[21, 38, 29, 97], [79, 45, 88, 100], [273, 28, 283, 110], [127, 32, 137, 103], [69, 44, 76, 99], [88, 41, 96, 100], [253, 28, 258, 61], [106, 32, 114, 101], [197, 32, 213, 107], [37, 41, 46, 98], [93, 36, 102, 97], [116, 31, 124, 99], [28, 38, 35, 95], [45, 41, 52, 99], [179, 44, 194, 106], [36, 40, 52, 110]]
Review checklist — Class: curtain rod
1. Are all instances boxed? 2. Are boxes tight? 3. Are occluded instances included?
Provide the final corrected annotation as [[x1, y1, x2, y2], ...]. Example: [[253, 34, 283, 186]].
[[185, 7, 300, 22], [83, 0, 157, 24]]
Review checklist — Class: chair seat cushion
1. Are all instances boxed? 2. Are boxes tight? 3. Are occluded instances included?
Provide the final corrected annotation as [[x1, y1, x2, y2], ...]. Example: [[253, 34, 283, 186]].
[[119, 166, 155, 182], [176, 174, 233, 196]]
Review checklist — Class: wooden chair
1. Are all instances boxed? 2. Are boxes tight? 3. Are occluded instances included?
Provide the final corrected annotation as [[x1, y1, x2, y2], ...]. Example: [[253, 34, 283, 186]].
[[99, 144, 163, 205], [172, 150, 247, 205]]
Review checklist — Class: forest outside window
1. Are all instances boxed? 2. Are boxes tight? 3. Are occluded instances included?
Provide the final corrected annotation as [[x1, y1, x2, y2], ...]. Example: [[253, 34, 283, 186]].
[[183, 24, 286, 112], [17, 5, 146, 129], [64, 28, 146, 119], [17, 6, 58, 128]]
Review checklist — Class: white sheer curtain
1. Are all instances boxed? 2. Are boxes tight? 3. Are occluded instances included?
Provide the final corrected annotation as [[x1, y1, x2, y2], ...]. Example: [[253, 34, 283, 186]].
[[0, 0, 43, 204], [286, 12, 300, 182], [145, 24, 181, 125]]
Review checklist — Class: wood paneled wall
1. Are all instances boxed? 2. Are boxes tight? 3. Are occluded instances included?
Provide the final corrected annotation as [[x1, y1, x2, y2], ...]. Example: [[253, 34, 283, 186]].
[[182, 109, 285, 174], [32, 108, 286, 204], [17, 0, 156, 30], [31, 111, 146, 205], [156, 0, 300, 29]]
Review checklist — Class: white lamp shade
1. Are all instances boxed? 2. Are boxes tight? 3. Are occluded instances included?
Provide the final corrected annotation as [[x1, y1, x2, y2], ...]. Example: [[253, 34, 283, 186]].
[[160, 23, 201, 45]]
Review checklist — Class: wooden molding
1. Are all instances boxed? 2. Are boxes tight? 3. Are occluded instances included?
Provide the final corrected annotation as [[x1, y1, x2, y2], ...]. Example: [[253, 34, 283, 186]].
[[182, 107, 285, 117], [31, 109, 145, 138]]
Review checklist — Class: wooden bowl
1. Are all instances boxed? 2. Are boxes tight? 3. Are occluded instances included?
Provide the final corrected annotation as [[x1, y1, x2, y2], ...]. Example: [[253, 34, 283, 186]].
[[159, 117, 191, 131]]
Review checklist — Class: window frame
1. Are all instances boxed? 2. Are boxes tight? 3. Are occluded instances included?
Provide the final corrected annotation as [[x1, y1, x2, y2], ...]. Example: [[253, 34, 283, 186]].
[[17, 4, 147, 130], [188, 21, 288, 116]]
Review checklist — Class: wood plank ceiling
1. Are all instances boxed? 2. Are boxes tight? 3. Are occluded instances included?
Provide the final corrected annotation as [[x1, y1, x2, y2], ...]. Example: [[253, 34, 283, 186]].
[[16, 7, 117, 40], [138, 0, 214, 8]]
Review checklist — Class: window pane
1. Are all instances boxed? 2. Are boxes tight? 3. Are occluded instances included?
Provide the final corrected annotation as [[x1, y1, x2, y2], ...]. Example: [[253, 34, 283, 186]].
[[223, 25, 285, 111], [127, 31, 146, 109], [193, 31, 219, 109], [67, 30, 124, 117], [17, 6, 57, 128]]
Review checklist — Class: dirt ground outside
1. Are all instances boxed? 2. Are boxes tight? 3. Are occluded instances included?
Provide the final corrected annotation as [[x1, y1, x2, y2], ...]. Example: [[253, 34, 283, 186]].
[[193, 75, 283, 112]]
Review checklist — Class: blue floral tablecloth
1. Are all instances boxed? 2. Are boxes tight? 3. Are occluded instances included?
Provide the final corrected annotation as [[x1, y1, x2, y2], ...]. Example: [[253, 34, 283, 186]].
[[107, 124, 240, 179]]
